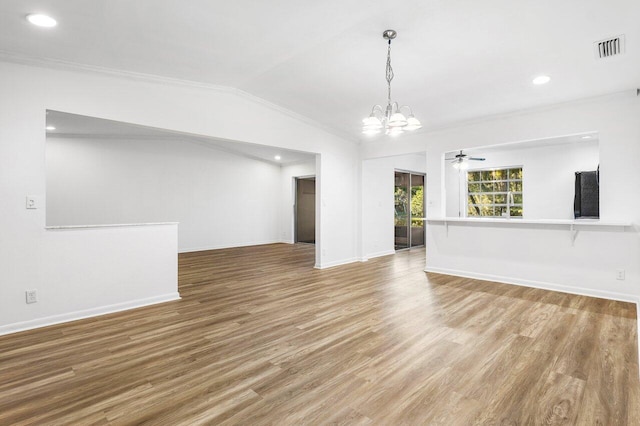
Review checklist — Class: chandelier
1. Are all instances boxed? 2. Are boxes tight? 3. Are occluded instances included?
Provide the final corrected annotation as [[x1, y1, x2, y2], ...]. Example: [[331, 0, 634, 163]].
[[362, 30, 422, 136]]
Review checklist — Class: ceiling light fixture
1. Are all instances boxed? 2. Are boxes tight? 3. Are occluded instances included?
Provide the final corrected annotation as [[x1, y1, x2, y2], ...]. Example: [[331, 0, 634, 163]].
[[452, 158, 469, 170], [581, 135, 593, 139], [45, 126, 56, 131], [532, 75, 551, 85], [362, 30, 421, 136], [274, 155, 281, 160], [26, 13, 57, 28]]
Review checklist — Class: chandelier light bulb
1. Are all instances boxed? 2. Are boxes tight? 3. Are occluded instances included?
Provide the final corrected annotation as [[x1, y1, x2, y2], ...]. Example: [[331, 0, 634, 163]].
[[404, 115, 422, 131], [362, 115, 383, 128], [388, 112, 408, 127]]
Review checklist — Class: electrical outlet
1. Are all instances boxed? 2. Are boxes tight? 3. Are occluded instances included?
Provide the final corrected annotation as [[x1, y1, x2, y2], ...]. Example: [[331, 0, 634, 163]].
[[616, 269, 625, 280], [25, 290, 38, 304]]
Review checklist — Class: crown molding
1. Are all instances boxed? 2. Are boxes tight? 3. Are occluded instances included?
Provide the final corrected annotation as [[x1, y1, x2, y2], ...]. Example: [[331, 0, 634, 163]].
[[420, 89, 637, 136], [0, 50, 359, 144], [357, 89, 637, 144]]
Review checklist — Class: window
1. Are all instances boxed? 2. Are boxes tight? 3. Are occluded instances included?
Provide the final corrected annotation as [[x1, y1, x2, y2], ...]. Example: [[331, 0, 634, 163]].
[[467, 167, 523, 218]]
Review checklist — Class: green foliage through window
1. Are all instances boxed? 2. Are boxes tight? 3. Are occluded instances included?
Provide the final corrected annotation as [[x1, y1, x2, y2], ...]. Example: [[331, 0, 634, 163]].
[[467, 167, 523, 218]]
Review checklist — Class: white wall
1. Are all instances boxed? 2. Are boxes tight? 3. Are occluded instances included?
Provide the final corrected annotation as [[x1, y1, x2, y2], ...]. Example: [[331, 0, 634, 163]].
[[47, 136, 283, 252], [279, 161, 316, 244], [444, 140, 599, 219], [0, 223, 179, 335], [361, 153, 426, 259], [361, 92, 640, 303], [0, 60, 357, 334]]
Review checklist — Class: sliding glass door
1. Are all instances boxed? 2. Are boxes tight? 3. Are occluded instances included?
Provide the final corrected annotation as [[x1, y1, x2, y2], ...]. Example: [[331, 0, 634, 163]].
[[394, 171, 425, 250]]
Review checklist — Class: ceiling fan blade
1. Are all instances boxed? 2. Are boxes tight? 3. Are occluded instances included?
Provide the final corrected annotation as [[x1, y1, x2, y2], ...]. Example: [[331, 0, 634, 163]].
[[469, 157, 486, 161]]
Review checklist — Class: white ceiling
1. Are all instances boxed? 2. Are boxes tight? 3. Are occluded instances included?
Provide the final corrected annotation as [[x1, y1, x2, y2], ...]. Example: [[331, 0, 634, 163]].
[[2, 0, 639, 141], [46, 111, 316, 166]]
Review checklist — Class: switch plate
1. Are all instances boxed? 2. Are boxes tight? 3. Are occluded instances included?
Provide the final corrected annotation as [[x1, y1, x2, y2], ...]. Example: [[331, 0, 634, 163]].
[[25, 290, 38, 304], [26, 196, 38, 209], [616, 269, 625, 280]]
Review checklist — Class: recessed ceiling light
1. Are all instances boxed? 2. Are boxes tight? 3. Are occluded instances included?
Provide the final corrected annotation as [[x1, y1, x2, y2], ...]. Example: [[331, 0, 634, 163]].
[[46, 126, 56, 131], [26, 13, 57, 28], [532, 75, 551, 85], [274, 155, 281, 161], [581, 135, 592, 139]]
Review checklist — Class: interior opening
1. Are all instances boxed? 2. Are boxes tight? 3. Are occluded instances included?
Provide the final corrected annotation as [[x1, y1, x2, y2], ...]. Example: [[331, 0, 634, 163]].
[[45, 110, 318, 255], [444, 133, 599, 220]]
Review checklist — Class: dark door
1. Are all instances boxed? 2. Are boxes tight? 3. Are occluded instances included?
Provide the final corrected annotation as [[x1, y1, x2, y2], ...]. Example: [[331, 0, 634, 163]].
[[295, 177, 316, 244]]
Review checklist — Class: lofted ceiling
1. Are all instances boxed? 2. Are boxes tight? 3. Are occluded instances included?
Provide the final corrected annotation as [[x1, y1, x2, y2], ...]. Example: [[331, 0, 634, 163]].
[[2, 0, 639, 141]]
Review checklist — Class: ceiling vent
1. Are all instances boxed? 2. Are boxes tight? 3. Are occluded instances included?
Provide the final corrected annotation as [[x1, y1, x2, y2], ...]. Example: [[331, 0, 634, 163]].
[[594, 35, 625, 59]]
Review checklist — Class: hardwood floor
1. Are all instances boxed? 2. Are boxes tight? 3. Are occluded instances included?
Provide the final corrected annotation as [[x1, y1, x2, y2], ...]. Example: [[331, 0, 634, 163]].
[[0, 244, 638, 425]]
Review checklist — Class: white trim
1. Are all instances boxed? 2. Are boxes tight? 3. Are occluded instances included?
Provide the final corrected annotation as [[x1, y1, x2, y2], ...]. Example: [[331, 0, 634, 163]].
[[0, 50, 357, 144], [637, 299, 640, 379], [178, 240, 283, 253], [315, 257, 359, 269], [426, 267, 640, 379], [363, 249, 396, 260], [400, 89, 636, 137], [424, 266, 638, 304], [427, 217, 632, 228], [46, 222, 178, 230], [0, 293, 181, 337]]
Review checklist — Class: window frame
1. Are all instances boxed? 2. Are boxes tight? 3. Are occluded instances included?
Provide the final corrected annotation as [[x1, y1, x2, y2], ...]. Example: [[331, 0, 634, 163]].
[[466, 165, 523, 218]]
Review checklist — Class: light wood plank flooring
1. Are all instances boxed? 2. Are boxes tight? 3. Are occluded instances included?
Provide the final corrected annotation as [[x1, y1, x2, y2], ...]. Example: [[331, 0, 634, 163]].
[[0, 244, 638, 425]]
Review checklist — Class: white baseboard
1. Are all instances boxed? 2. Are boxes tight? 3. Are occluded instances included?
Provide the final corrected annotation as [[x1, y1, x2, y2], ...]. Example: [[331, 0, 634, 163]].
[[426, 266, 640, 379], [0, 292, 181, 337], [637, 300, 640, 378], [363, 250, 396, 261], [424, 266, 639, 304], [316, 250, 396, 268], [178, 240, 282, 253], [315, 257, 359, 269]]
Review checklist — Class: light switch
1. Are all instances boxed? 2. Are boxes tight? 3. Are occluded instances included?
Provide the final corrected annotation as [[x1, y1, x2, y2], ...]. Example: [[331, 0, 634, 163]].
[[26, 196, 38, 209]]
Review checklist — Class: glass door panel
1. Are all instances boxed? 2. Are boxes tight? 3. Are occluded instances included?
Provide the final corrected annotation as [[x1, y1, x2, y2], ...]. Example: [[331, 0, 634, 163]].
[[410, 174, 425, 247], [394, 172, 409, 250], [395, 171, 425, 250]]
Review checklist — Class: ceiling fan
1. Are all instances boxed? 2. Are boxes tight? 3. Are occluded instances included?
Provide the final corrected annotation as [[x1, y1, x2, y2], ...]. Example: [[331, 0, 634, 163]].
[[445, 150, 486, 169]]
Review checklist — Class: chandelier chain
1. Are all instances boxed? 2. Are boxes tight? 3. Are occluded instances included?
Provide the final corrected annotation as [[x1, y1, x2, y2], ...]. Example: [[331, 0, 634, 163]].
[[386, 41, 394, 104]]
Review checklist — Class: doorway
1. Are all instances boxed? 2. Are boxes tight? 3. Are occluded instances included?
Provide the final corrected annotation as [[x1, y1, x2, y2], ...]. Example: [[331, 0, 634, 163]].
[[394, 171, 425, 250], [295, 177, 316, 244]]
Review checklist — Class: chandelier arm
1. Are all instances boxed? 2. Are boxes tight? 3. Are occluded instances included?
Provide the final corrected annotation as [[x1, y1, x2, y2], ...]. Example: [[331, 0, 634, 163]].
[[398, 105, 414, 115], [370, 104, 385, 115]]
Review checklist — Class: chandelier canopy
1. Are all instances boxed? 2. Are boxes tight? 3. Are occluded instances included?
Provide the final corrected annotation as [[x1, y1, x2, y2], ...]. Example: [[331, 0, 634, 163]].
[[362, 30, 421, 136]]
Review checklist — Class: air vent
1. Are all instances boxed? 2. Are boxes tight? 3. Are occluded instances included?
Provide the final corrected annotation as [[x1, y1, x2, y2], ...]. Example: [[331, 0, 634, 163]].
[[594, 35, 625, 59]]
